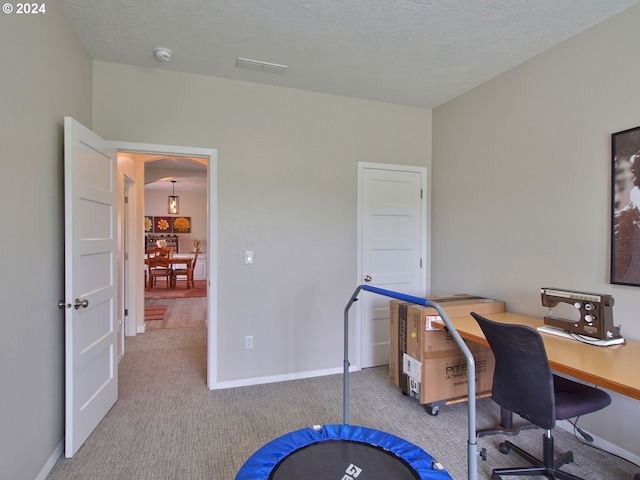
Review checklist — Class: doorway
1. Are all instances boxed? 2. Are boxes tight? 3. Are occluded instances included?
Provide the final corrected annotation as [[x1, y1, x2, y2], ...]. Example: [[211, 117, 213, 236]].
[[357, 162, 428, 369], [142, 155, 208, 331], [115, 141, 218, 389]]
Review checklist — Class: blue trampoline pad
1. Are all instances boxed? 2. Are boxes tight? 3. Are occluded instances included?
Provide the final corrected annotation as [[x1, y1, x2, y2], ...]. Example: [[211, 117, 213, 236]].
[[236, 424, 452, 480]]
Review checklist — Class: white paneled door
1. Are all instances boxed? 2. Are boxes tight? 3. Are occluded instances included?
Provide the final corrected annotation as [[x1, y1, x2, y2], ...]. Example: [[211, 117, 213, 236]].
[[63, 117, 118, 457], [359, 164, 426, 368]]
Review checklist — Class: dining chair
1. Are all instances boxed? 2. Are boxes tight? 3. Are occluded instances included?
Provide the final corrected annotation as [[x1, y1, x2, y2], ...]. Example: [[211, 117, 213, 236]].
[[171, 248, 199, 289], [146, 246, 173, 290]]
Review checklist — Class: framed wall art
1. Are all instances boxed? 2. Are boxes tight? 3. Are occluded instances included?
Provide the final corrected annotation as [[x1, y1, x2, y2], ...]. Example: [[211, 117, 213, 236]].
[[147, 216, 191, 234], [611, 125, 640, 286], [153, 216, 172, 233], [172, 216, 191, 233]]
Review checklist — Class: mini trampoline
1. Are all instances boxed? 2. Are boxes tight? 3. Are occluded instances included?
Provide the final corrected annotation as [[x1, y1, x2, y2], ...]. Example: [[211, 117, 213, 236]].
[[236, 424, 452, 479], [236, 285, 479, 480]]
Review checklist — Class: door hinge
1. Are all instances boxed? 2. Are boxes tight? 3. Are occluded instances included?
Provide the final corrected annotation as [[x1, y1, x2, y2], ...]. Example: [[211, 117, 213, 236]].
[[420, 189, 423, 199], [124, 309, 128, 316], [124, 196, 128, 204], [420, 258, 423, 268], [124, 252, 128, 260]]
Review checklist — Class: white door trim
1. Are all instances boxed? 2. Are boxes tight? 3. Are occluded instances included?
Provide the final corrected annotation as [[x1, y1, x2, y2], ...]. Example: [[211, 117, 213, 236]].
[[356, 161, 429, 369], [113, 141, 219, 390]]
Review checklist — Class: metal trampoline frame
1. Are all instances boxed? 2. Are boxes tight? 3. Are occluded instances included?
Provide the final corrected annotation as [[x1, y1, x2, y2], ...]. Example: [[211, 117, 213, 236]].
[[236, 285, 479, 480], [344, 285, 478, 480]]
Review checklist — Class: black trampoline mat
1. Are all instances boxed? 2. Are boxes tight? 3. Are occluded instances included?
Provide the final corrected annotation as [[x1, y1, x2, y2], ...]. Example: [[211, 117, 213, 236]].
[[269, 440, 421, 479]]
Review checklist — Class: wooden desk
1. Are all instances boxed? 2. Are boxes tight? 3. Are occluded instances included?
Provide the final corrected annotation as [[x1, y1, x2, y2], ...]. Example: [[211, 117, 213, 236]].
[[433, 312, 640, 400], [432, 312, 640, 439]]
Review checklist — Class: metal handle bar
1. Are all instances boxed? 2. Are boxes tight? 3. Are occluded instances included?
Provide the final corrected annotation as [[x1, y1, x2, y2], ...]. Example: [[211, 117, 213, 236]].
[[343, 284, 477, 480]]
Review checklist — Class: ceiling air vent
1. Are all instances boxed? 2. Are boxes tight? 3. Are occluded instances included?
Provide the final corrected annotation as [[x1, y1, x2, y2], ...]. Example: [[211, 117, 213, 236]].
[[236, 57, 287, 74]]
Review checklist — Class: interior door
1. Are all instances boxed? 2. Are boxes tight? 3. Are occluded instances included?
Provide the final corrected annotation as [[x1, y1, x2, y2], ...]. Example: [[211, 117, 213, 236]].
[[63, 117, 118, 457], [359, 164, 426, 368]]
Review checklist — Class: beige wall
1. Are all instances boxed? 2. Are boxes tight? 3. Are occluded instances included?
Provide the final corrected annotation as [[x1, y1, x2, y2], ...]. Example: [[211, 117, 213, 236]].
[[0, 5, 93, 479], [93, 62, 432, 383], [433, 3, 640, 461]]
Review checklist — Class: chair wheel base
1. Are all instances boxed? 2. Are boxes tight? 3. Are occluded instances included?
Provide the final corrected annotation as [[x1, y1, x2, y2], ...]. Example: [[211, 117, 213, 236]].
[[492, 437, 583, 480]]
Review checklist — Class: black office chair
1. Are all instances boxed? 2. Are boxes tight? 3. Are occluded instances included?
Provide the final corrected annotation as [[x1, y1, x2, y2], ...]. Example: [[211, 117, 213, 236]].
[[471, 312, 611, 480]]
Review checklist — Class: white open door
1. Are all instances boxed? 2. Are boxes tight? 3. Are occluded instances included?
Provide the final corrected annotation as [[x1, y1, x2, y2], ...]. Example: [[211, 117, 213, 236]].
[[358, 163, 427, 368], [63, 117, 118, 457]]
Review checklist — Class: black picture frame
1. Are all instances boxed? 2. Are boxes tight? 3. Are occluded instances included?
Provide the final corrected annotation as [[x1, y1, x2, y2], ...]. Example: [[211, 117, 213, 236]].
[[611, 125, 640, 286]]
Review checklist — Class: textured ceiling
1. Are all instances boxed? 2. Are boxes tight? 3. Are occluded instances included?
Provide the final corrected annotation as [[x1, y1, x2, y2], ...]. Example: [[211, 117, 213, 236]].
[[57, 0, 639, 108]]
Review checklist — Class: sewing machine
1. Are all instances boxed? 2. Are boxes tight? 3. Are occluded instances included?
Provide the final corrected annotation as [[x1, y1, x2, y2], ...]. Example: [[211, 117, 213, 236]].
[[540, 288, 623, 345]]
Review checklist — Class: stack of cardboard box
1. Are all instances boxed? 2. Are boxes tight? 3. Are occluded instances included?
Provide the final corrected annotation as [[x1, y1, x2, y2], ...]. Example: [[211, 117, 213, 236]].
[[389, 294, 505, 414]]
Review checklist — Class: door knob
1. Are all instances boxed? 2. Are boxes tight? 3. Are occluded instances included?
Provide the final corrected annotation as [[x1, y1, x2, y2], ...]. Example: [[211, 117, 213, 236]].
[[58, 300, 71, 309], [364, 275, 372, 282], [74, 298, 89, 310]]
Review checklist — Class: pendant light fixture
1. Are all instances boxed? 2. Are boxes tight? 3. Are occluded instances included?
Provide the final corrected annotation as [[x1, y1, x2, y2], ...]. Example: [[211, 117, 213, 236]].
[[168, 180, 179, 214]]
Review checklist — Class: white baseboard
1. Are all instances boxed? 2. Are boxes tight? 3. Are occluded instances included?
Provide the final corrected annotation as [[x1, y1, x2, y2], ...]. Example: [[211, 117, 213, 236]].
[[211, 365, 361, 390], [557, 419, 640, 467], [35, 440, 63, 480]]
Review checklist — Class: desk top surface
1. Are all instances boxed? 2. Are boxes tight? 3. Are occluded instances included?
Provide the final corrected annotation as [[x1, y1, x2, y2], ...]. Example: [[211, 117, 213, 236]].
[[434, 312, 640, 400]]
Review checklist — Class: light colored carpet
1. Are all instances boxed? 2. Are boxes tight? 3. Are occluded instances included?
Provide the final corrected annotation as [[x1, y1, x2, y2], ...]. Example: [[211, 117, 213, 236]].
[[45, 327, 639, 480]]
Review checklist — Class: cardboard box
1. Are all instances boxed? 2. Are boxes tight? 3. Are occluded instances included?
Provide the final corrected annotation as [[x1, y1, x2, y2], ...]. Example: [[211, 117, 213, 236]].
[[389, 294, 504, 406], [403, 343, 495, 404], [389, 301, 410, 393], [412, 293, 506, 327]]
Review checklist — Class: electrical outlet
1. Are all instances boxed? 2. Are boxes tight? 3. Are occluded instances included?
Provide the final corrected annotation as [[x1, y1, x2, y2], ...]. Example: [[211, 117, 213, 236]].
[[245, 335, 253, 349]]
